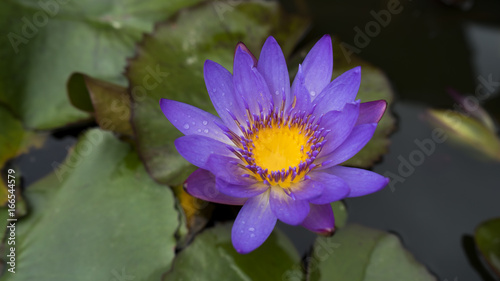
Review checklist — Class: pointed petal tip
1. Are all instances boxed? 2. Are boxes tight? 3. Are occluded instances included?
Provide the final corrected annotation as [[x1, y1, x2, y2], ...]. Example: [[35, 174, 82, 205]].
[[264, 35, 278, 45], [318, 34, 332, 44], [235, 42, 257, 66]]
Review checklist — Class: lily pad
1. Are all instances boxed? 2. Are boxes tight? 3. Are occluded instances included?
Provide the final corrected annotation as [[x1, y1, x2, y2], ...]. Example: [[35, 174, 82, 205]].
[[163, 223, 303, 281], [0, 0, 203, 129], [0, 106, 45, 205], [475, 217, 500, 277], [308, 224, 436, 281], [68, 73, 133, 135], [426, 109, 500, 161], [332, 201, 347, 229], [0, 129, 179, 281], [127, 0, 309, 185]]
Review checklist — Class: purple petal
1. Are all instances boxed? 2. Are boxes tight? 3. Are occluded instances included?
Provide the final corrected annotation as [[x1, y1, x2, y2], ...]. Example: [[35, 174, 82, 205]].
[[318, 123, 378, 168], [175, 135, 234, 169], [205, 154, 254, 185], [216, 177, 268, 198], [257, 36, 290, 107], [233, 46, 272, 116], [159, 99, 230, 144], [289, 179, 325, 200], [289, 64, 312, 113], [203, 60, 245, 133], [357, 100, 387, 125], [307, 172, 350, 204], [269, 187, 310, 225], [301, 35, 333, 98], [301, 203, 335, 235], [185, 169, 247, 205], [312, 66, 361, 115], [232, 190, 277, 254], [326, 166, 389, 197], [318, 101, 360, 156], [235, 42, 257, 66]]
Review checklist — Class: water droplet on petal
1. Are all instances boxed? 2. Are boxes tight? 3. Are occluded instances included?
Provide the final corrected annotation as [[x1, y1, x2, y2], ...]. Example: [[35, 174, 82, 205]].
[[204, 129, 209, 133], [275, 90, 280, 96], [212, 88, 217, 93], [310, 91, 316, 97], [203, 120, 208, 125], [248, 227, 255, 232], [197, 129, 202, 133], [250, 233, 255, 238], [183, 124, 190, 129]]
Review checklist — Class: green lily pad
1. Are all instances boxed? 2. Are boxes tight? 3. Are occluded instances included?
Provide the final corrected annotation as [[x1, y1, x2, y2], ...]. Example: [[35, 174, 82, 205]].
[[0, 0, 203, 129], [332, 201, 347, 229], [0, 106, 46, 205], [426, 109, 500, 161], [0, 129, 179, 280], [308, 224, 436, 281], [163, 222, 303, 281], [68, 73, 133, 135], [126, 0, 309, 186], [475, 217, 500, 277]]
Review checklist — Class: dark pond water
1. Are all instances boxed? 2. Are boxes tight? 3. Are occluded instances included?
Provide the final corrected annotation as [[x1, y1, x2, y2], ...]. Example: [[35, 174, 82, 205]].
[[11, 0, 500, 280]]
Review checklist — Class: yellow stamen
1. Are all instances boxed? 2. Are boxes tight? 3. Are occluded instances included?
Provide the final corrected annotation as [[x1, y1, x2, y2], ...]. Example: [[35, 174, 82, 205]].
[[252, 127, 310, 172]]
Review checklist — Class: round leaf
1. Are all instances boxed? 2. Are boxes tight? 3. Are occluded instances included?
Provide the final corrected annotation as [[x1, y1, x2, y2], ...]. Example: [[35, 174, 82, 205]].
[[0, 0, 203, 129], [0, 129, 179, 281], [308, 224, 436, 281]]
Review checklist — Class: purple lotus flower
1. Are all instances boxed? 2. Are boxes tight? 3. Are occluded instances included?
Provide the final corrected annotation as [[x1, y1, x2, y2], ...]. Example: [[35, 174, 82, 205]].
[[160, 35, 389, 254]]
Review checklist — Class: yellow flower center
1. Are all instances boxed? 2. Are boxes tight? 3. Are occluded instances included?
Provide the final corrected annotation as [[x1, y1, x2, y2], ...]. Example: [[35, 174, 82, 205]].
[[252, 126, 311, 173], [227, 102, 326, 189]]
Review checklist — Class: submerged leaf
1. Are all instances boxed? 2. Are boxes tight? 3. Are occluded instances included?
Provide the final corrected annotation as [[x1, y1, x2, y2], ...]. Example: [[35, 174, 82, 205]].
[[0, 106, 46, 205]]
